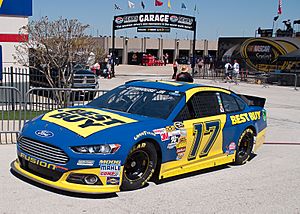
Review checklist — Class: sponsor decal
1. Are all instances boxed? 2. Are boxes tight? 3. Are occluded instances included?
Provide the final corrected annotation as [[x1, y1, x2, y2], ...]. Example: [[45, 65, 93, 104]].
[[216, 93, 225, 113], [19, 152, 68, 171], [99, 160, 121, 177], [176, 146, 186, 160], [262, 109, 267, 121], [35, 130, 54, 138], [225, 142, 236, 155], [134, 131, 156, 141], [153, 128, 169, 141], [230, 111, 261, 125], [167, 135, 178, 149], [42, 108, 136, 138], [174, 122, 184, 129], [77, 160, 95, 166], [115, 17, 124, 24], [170, 15, 178, 23], [106, 177, 120, 185]]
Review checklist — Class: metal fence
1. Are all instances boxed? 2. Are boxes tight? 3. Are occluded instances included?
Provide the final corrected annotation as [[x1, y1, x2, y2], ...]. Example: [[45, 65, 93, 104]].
[[0, 87, 24, 144], [193, 67, 299, 90], [0, 66, 30, 95], [0, 87, 107, 144]]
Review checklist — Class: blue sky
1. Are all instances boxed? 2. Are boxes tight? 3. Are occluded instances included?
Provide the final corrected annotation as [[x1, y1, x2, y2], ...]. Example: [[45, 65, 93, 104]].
[[32, 0, 300, 40]]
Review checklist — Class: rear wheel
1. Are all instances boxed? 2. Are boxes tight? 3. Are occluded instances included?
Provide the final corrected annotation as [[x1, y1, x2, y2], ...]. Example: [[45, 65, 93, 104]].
[[121, 142, 157, 191], [235, 128, 254, 165]]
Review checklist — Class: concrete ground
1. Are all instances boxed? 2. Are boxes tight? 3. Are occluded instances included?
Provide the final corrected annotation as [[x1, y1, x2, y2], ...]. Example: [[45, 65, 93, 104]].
[[1, 65, 300, 213]]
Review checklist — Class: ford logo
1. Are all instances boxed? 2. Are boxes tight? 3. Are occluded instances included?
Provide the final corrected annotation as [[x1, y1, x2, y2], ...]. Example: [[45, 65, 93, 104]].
[[35, 130, 54, 138]]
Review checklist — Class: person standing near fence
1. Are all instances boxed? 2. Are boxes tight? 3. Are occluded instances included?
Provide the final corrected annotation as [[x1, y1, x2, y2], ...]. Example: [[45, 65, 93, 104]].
[[233, 60, 240, 84], [172, 59, 178, 79], [176, 65, 194, 83], [224, 62, 232, 83]]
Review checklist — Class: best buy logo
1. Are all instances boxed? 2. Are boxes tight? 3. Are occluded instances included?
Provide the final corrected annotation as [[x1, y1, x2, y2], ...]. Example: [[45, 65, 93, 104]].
[[0, 0, 3, 8]]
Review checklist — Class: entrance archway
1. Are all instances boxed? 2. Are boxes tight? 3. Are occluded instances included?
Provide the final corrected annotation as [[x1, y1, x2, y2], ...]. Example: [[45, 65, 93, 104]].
[[111, 13, 197, 76]]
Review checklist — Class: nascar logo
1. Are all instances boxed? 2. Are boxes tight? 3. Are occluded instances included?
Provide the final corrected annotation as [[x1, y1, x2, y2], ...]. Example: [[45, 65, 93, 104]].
[[115, 17, 124, 24], [170, 15, 178, 23]]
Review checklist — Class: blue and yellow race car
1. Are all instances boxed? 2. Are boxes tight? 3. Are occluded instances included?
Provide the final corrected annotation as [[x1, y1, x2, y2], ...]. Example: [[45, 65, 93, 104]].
[[12, 80, 267, 193]]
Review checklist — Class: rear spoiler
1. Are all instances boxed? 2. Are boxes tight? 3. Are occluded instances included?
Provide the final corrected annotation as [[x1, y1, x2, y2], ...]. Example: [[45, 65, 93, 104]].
[[238, 94, 266, 108]]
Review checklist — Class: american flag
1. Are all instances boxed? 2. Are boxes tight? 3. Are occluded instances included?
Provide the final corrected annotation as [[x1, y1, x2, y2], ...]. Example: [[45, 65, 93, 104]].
[[277, 0, 282, 15]]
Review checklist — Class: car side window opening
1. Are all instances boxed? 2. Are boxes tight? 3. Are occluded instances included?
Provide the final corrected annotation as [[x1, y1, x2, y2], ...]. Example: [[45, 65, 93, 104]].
[[235, 97, 246, 110], [220, 93, 240, 113], [175, 91, 221, 121]]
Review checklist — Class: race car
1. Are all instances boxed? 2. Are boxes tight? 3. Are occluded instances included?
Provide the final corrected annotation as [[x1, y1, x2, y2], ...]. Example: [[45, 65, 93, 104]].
[[12, 80, 267, 193]]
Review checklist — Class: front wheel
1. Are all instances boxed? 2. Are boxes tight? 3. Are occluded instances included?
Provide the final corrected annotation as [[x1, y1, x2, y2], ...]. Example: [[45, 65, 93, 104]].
[[121, 142, 157, 191], [235, 128, 254, 165]]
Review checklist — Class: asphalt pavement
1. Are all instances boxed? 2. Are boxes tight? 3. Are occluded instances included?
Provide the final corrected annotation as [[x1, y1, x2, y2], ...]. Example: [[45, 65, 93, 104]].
[[1, 65, 300, 213]]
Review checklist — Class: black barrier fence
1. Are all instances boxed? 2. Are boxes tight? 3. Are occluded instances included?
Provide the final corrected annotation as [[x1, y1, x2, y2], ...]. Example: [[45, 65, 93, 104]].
[[0, 66, 30, 97], [0, 87, 108, 144], [193, 66, 299, 90]]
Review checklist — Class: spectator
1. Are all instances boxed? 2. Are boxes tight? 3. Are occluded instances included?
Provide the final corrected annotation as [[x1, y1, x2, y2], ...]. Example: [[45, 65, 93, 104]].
[[163, 53, 169, 66], [233, 60, 240, 84], [224, 62, 232, 82], [176, 65, 194, 83], [172, 59, 179, 79]]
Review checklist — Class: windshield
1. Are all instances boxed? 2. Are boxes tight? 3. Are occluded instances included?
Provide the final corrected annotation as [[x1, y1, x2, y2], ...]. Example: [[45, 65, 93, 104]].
[[88, 85, 183, 119]]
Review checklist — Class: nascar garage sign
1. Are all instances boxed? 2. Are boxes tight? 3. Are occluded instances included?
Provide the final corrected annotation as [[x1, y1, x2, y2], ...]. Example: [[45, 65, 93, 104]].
[[113, 13, 196, 31]]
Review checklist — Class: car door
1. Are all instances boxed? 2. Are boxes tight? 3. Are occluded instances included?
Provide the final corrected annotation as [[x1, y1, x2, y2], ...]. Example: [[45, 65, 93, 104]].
[[175, 90, 227, 165], [159, 89, 232, 179]]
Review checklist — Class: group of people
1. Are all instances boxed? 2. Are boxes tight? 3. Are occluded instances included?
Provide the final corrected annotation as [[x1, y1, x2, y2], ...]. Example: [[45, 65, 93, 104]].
[[224, 60, 240, 84]]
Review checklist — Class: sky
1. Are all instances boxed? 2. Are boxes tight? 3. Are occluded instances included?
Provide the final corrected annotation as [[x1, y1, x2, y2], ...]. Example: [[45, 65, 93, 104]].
[[32, 0, 300, 40]]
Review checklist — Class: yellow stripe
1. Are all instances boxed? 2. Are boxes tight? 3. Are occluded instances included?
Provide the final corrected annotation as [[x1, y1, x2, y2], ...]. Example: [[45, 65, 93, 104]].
[[159, 154, 234, 179], [186, 87, 230, 101], [0, 0, 4, 7]]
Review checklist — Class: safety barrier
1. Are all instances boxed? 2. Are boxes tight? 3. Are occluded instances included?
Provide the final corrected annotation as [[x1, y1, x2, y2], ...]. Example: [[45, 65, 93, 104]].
[[0, 87, 24, 144], [0, 87, 107, 144]]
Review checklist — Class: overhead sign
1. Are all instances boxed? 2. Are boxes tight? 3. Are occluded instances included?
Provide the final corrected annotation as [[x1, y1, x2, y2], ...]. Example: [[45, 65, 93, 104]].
[[137, 27, 171, 33], [113, 13, 195, 31], [0, 0, 32, 16]]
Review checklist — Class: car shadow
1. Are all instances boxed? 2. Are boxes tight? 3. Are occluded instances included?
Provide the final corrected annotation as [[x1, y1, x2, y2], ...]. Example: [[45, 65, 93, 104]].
[[10, 166, 118, 199]]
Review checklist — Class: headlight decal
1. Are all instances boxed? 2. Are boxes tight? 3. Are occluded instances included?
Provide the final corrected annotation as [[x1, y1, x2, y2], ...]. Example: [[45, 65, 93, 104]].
[[71, 144, 121, 154]]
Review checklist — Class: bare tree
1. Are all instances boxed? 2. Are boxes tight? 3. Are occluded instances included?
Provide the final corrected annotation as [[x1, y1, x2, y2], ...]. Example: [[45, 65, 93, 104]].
[[15, 17, 105, 89]]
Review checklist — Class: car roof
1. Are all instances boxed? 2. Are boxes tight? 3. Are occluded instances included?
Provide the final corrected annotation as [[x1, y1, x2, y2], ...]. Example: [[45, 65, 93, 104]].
[[125, 80, 231, 93]]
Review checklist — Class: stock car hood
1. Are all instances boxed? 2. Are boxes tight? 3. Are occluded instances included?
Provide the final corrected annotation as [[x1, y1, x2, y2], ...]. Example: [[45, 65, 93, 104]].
[[20, 106, 166, 148]]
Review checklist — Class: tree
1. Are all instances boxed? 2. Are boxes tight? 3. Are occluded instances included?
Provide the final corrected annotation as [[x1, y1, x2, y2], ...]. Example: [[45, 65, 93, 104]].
[[15, 17, 105, 89]]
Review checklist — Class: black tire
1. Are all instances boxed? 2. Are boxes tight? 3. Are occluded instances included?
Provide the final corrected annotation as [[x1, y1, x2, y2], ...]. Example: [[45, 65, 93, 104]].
[[235, 128, 254, 165], [121, 142, 157, 191]]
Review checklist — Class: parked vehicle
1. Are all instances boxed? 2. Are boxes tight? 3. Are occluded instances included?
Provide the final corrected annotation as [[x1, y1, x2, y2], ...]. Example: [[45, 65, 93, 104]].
[[12, 80, 267, 193]]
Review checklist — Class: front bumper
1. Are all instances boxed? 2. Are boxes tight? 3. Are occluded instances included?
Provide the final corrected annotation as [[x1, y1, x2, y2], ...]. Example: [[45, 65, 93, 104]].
[[11, 159, 122, 194]]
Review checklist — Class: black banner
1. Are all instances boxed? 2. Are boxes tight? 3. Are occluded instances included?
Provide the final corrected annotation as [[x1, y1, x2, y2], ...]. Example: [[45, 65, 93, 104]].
[[113, 13, 195, 31]]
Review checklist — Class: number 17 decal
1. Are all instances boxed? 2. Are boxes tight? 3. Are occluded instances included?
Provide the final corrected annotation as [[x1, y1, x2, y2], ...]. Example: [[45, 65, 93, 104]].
[[188, 120, 221, 161]]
